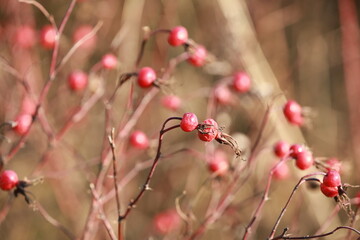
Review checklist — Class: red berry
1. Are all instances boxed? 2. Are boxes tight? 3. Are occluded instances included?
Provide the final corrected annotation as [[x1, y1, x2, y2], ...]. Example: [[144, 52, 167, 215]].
[[168, 26, 188, 46], [289, 144, 304, 158], [101, 53, 117, 69], [137, 67, 156, 88], [129, 130, 149, 149], [323, 170, 341, 187], [0, 170, 19, 191], [355, 192, 360, 206], [320, 183, 338, 198], [13, 113, 32, 135], [68, 71, 88, 91], [21, 96, 36, 115], [180, 113, 198, 132], [214, 85, 232, 105], [233, 72, 251, 93], [273, 162, 290, 180], [198, 118, 219, 142], [325, 158, 341, 172], [153, 209, 181, 234], [208, 149, 229, 176], [161, 95, 182, 111], [13, 25, 36, 48], [39, 25, 57, 49], [283, 100, 304, 126], [295, 151, 314, 170], [188, 45, 207, 67], [273, 141, 290, 158], [72, 25, 97, 49]]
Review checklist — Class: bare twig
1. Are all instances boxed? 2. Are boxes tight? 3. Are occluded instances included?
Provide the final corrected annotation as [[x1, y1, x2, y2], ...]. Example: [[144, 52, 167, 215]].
[[271, 226, 360, 239], [268, 173, 326, 239], [108, 128, 121, 240], [35, 202, 76, 240]]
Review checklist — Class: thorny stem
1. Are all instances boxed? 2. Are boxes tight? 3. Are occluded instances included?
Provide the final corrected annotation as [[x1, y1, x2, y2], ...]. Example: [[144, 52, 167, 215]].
[[268, 173, 326, 239], [271, 226, 360, 239], [118, 118, 181, 222]]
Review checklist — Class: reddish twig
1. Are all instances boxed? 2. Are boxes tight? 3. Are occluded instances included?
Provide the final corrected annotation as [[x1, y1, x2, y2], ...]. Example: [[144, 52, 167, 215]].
[[89, 184, 117, 240], [242, 157, 290, 240], [35, 202, 76, 240]]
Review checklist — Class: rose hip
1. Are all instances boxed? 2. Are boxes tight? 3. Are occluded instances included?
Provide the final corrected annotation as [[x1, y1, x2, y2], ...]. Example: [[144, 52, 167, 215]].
[[273, 141, 290, 158], [0, 170, 19, 191], [233, 72, 251, 93], [323, 170, 341, 187], [198, 118, 219, 142], [180, 113, 198, 132], [168, 26, 188, 46]]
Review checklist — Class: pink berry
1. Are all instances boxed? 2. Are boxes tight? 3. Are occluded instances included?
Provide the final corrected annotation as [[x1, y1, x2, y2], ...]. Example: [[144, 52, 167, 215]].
[[198, 118, 219, 142], [130, 130, 149, 149], [273, 162, 290, 180], [137, 67, 156, 88], [233, 72, 251, 93], [320, 183, 338, 198], [208, 149, 229, 176], [168, 26, 188, 46], [295, 151, 314, 170], [13, 25, 36, 48], [283, 100, 304, 126], [72, 25, 97, 49], [289, 144, 304, 158], [323, 170, 341, 187], [161, 95, 182, 111], [21, 96, 36, 115], [68, 71, 88, 91], [0, 170, 19, 191], [214, 85, 232, 105], [39, 25, 57, 49], [153, 209, 181, 234], [273, 141, 290, 158], [180, 113, 198, 132], [101, 53, 117, 69], [188, 45, 207, 67], [355, 192, 360, 207], [325, 158, 341, 172], [13, 113, 32, 135]]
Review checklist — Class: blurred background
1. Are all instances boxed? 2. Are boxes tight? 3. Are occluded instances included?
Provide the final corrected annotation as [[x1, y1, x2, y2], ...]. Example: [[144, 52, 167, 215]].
[[0, 0, 359, 239]]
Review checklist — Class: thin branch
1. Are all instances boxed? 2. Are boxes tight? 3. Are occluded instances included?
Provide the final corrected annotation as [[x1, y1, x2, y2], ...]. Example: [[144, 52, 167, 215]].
[[108, 128, 121, 240], [242, 157, 289, 240], [56, 21, 103, 73], [35, 202, 76, 240], [118, 119, 181, 221], [89, 184, 117, 240], [272, 226, 360, 239], [268, 173, 326, 239]]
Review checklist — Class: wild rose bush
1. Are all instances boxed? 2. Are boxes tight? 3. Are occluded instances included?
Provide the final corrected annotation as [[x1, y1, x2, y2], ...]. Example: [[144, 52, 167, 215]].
[[0, 1, 359, 240]]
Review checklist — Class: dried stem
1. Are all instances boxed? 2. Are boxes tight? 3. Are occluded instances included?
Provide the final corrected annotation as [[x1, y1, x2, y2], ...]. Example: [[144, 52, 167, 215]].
[[118, 118, 181, 221], [89, 184, 117, 240], [272, 226, 360, 240], [242, 157, 289, 240], [35, 202, 76, 240], [268, 173, 326, 239], [108, 128, 121, 240]]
